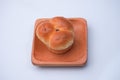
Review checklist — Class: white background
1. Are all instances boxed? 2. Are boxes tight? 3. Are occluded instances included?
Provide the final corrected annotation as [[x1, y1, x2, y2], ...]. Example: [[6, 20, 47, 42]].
[[0, 0, 120, 80]]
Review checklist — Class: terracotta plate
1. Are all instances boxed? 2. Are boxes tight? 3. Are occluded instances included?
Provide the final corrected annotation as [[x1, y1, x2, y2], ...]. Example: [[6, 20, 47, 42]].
[[31, 18, 87, 66]]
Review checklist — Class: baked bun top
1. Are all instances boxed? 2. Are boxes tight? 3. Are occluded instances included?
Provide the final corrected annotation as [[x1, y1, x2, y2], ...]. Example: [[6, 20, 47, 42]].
[[36, 17, 74, 54]]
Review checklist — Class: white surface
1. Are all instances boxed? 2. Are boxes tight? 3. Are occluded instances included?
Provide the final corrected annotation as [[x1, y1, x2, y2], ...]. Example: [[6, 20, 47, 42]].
[[0, 0, 120, 80]]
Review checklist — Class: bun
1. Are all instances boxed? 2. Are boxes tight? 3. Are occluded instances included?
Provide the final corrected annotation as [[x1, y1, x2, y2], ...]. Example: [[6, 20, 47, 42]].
[[36, 17, 74, 54]]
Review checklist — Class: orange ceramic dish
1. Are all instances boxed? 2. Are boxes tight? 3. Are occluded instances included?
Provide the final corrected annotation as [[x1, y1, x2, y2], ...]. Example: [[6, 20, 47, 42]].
[[31, 17, 87, 66]]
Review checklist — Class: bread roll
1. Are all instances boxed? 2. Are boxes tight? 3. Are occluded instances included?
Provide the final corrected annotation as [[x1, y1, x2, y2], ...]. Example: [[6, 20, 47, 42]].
[[36, 17, 74, 54]]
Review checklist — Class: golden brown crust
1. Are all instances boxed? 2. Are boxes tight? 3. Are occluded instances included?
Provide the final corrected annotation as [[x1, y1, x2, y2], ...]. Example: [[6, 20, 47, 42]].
[[36, 17, 74, 54], [36, 22, 54, 45], [49, 17, 73, 31], [49, 31, 74, 50]]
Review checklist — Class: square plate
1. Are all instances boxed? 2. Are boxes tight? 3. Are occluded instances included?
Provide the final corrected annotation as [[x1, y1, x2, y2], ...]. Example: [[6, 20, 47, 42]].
[[31, 18, 87, 66]]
